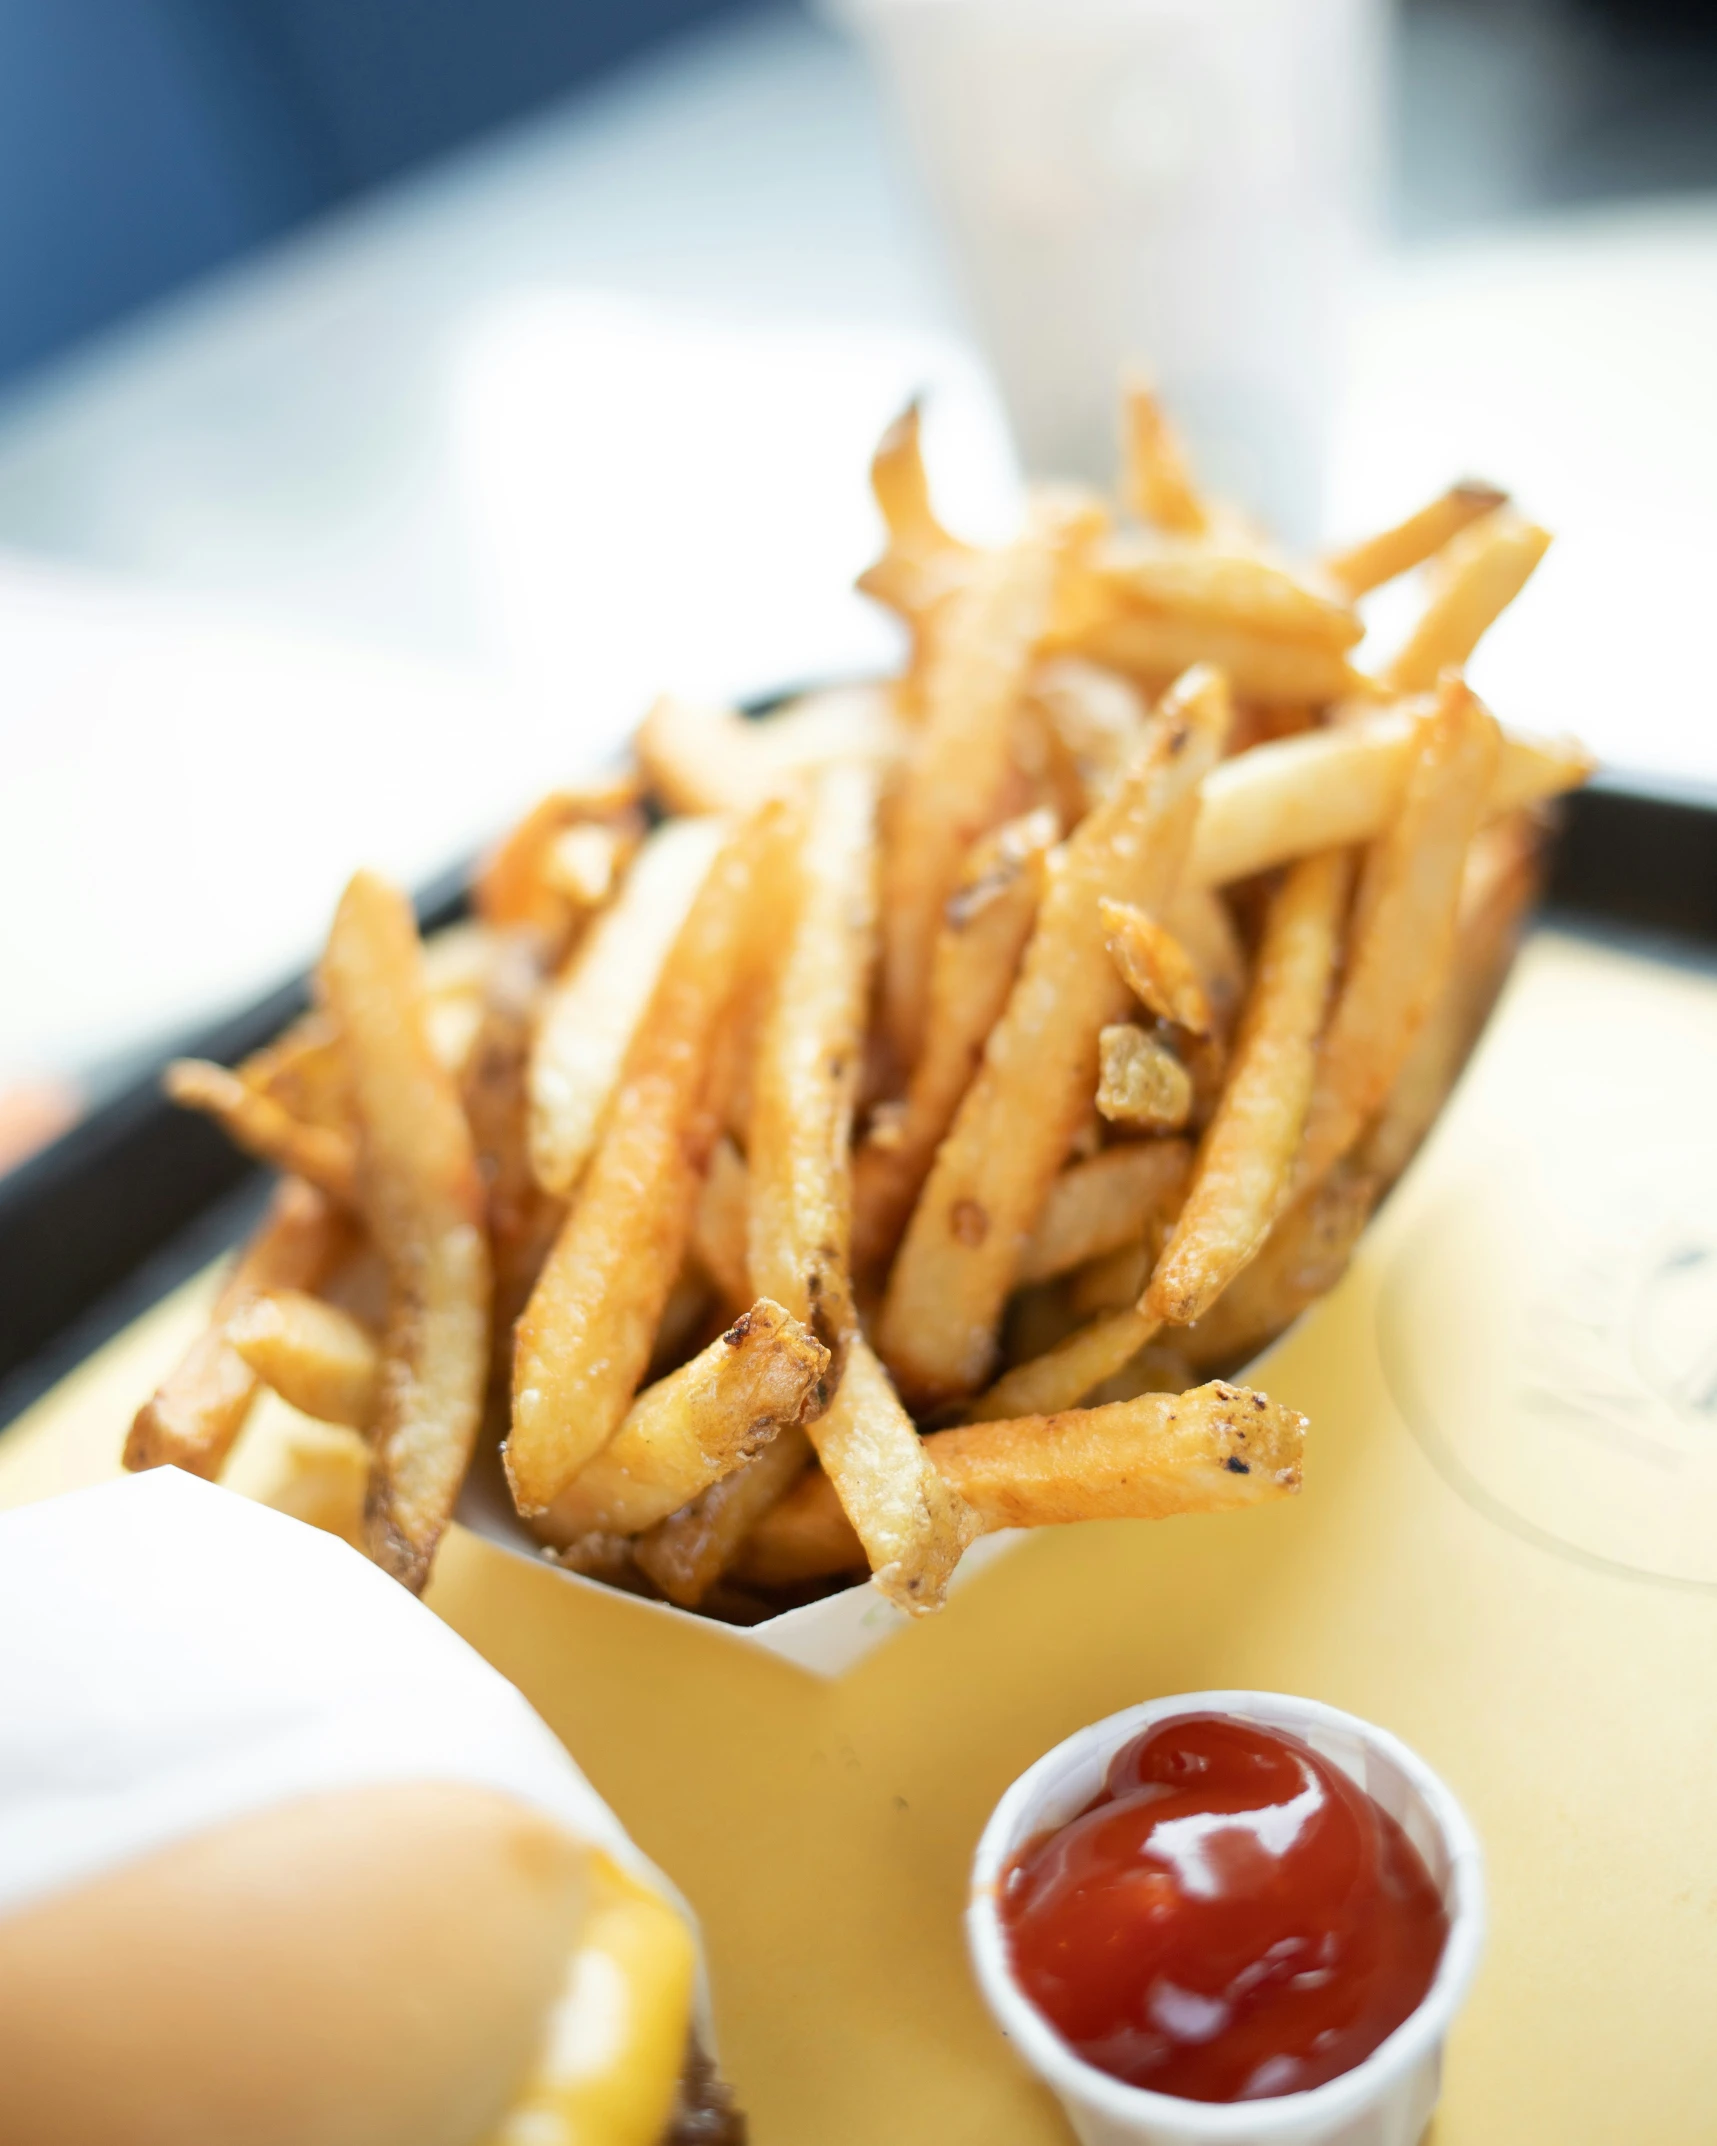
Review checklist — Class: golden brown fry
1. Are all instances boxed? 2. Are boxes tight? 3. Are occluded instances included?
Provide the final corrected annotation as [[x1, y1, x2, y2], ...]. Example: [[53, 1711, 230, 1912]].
[[1148, 851, 1351, 1327], [460, 928, 560, 1348], [507, 814, 774, 1515], [474, 779, 645, 934], [1383, 510, 1553, 693], [933, 1379, 1305, 1527], [226, 1289, 381, 1432], [1292, 682, 1501, 1197], [1096, 1026, 1193, 1132], [1101, 900, 1213, 1034], [1180, 1167, 1379, 1372], [729, 1460, 864, 1589], [805, 1334, 976, 1614], [1362, 812, 1541, 1187], [540, 821, 636, 910], [968, 1306, 1160, 1423], [319, 872, 491, 1591], [1068, 1236, 1156, 1318], [1093, 538, 1364, 651], [852, 809, 1055, 1279], [734, 1376, 1301, 1573], [165, 1060, 357, 1206], [1323, 480, 1509, 599], [1016, 1140, 1191, 1288], [1068, 612, 1364, 709], [635, 1426, 814, 1607], [1122, 379, 1210, 536], [856, 400, 974, 621], [691, 1135, 751, 1308], [747, 761, 878, 1363], [1028, 657, 1150, 813], [528, 816, 726, 1197], [124, 1179, 348, 1476], [1189, 703, 1590, 888], [879, 531, 1057, 1066], [1165, 887, 1248, 1034], [533, 1300, 828, 1541], [237, 1012, 349, 1132], [879, 665, 1230, 1408], [635, 689, 898, 817]]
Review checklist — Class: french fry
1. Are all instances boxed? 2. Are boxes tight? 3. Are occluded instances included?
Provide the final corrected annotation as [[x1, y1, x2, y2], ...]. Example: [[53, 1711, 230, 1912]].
[[855, 400, 974, 622], [1323, 480, 1509, 599], [852, 809, 1055, 1278], [1016, 1140, 1191, 1287], [635, 1426, 814, 1607], [124, 1178, 348, 1476], [1147, 851, 1351, 1327], [1097, 1026, 1193, 1132], [1028, 657, 1150, 811], [528, 816, 726, 1197], [1188, 702, 1590, 889], [508, 814, 776, 1515], [1361, 812, 1541, 1188], [803, 1334, 976, 1613], [744, 1373, 1308, 1557], [540, 821, 636, 910], [935, 1379, 1305, 1526], [319, 871, 492, 1591], [1102, 900, 1213, 1034], [1093, 538, 1364, 651], [879, 666, 1229, 1408], [474, 778, 645, 933], [534, 1300, 828, 1541], [747, 761, 878, 1363], [1292, 681, 1501, 1197], [460, 929, 560, 1346], [691, 1136, 751, 1308], [1165, 887, 1248, 1033], [879, 530, 1058, 1065], [968, 1305, 1160, 1423], [1122, 380, 1211, 536], [1068, 612, 1365, 709], [636, 689, 898, 817], [730, 1460, 865, 1589], [1068, 1236, 1155, 1318], [1180, 1167, 1379, 1372], [237, 1012, 350, 1132], [226, 1289, 381, 1431], [1383, 510, 1553, 693], [165, 1060, 357, 1206]]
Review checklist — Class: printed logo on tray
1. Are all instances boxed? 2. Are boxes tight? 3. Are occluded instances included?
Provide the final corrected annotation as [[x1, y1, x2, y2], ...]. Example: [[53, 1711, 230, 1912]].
[[1378, 1149, 1717, 1591]]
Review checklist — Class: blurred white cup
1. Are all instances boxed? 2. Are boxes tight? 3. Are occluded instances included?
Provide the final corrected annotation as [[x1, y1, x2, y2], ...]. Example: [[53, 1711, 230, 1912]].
[[832, 0, 1385, 539]]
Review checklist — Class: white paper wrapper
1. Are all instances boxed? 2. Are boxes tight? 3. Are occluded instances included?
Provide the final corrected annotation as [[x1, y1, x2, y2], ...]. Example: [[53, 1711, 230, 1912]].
[[0, 1468, 684, 1932]]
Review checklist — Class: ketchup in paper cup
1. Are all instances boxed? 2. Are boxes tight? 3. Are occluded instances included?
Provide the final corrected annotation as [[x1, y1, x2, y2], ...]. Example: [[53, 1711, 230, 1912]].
[[968, 1693, 1484, 2146]]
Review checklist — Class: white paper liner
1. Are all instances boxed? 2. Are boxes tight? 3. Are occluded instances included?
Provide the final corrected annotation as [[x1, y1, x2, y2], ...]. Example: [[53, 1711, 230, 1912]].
[[0, 1468, 683, 1931]]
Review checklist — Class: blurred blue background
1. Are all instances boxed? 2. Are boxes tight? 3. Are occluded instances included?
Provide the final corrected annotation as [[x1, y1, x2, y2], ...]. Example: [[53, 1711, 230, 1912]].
[[5, 0, 1717, 394], [0, 0, 741, 384]]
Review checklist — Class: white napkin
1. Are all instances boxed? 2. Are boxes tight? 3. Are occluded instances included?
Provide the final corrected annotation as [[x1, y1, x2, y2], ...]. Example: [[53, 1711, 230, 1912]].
[[0, 1469, 672, 1925]]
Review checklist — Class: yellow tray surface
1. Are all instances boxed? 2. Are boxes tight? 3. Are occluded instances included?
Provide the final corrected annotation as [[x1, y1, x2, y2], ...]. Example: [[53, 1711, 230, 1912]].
[[6, 929, 1716, 2143]]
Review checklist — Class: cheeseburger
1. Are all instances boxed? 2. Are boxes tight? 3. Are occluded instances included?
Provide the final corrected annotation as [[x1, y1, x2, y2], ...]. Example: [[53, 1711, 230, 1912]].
[[0, 1471, 743, 2146]]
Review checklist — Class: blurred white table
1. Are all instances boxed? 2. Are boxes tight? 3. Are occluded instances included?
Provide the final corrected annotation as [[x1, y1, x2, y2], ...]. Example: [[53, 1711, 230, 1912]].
[[0, 3, 1713, 1087]]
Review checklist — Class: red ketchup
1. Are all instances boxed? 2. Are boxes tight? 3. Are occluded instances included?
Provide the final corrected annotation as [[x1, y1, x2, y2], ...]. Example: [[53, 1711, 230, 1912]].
[[1001, 1714, 1448, 2103]]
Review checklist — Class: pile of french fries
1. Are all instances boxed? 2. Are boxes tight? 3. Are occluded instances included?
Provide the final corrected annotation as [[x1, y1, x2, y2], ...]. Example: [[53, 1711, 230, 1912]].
[[127, 387, 1589, 1620]]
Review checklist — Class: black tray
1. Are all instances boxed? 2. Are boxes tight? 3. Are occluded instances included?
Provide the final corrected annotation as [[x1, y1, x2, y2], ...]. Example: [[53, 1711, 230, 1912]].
[[3, 771, 1715, 1430]]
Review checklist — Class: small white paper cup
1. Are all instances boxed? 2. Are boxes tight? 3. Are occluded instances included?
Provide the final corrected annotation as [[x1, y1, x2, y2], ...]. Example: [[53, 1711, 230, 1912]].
[[967, 1691, 1484, 2146]]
